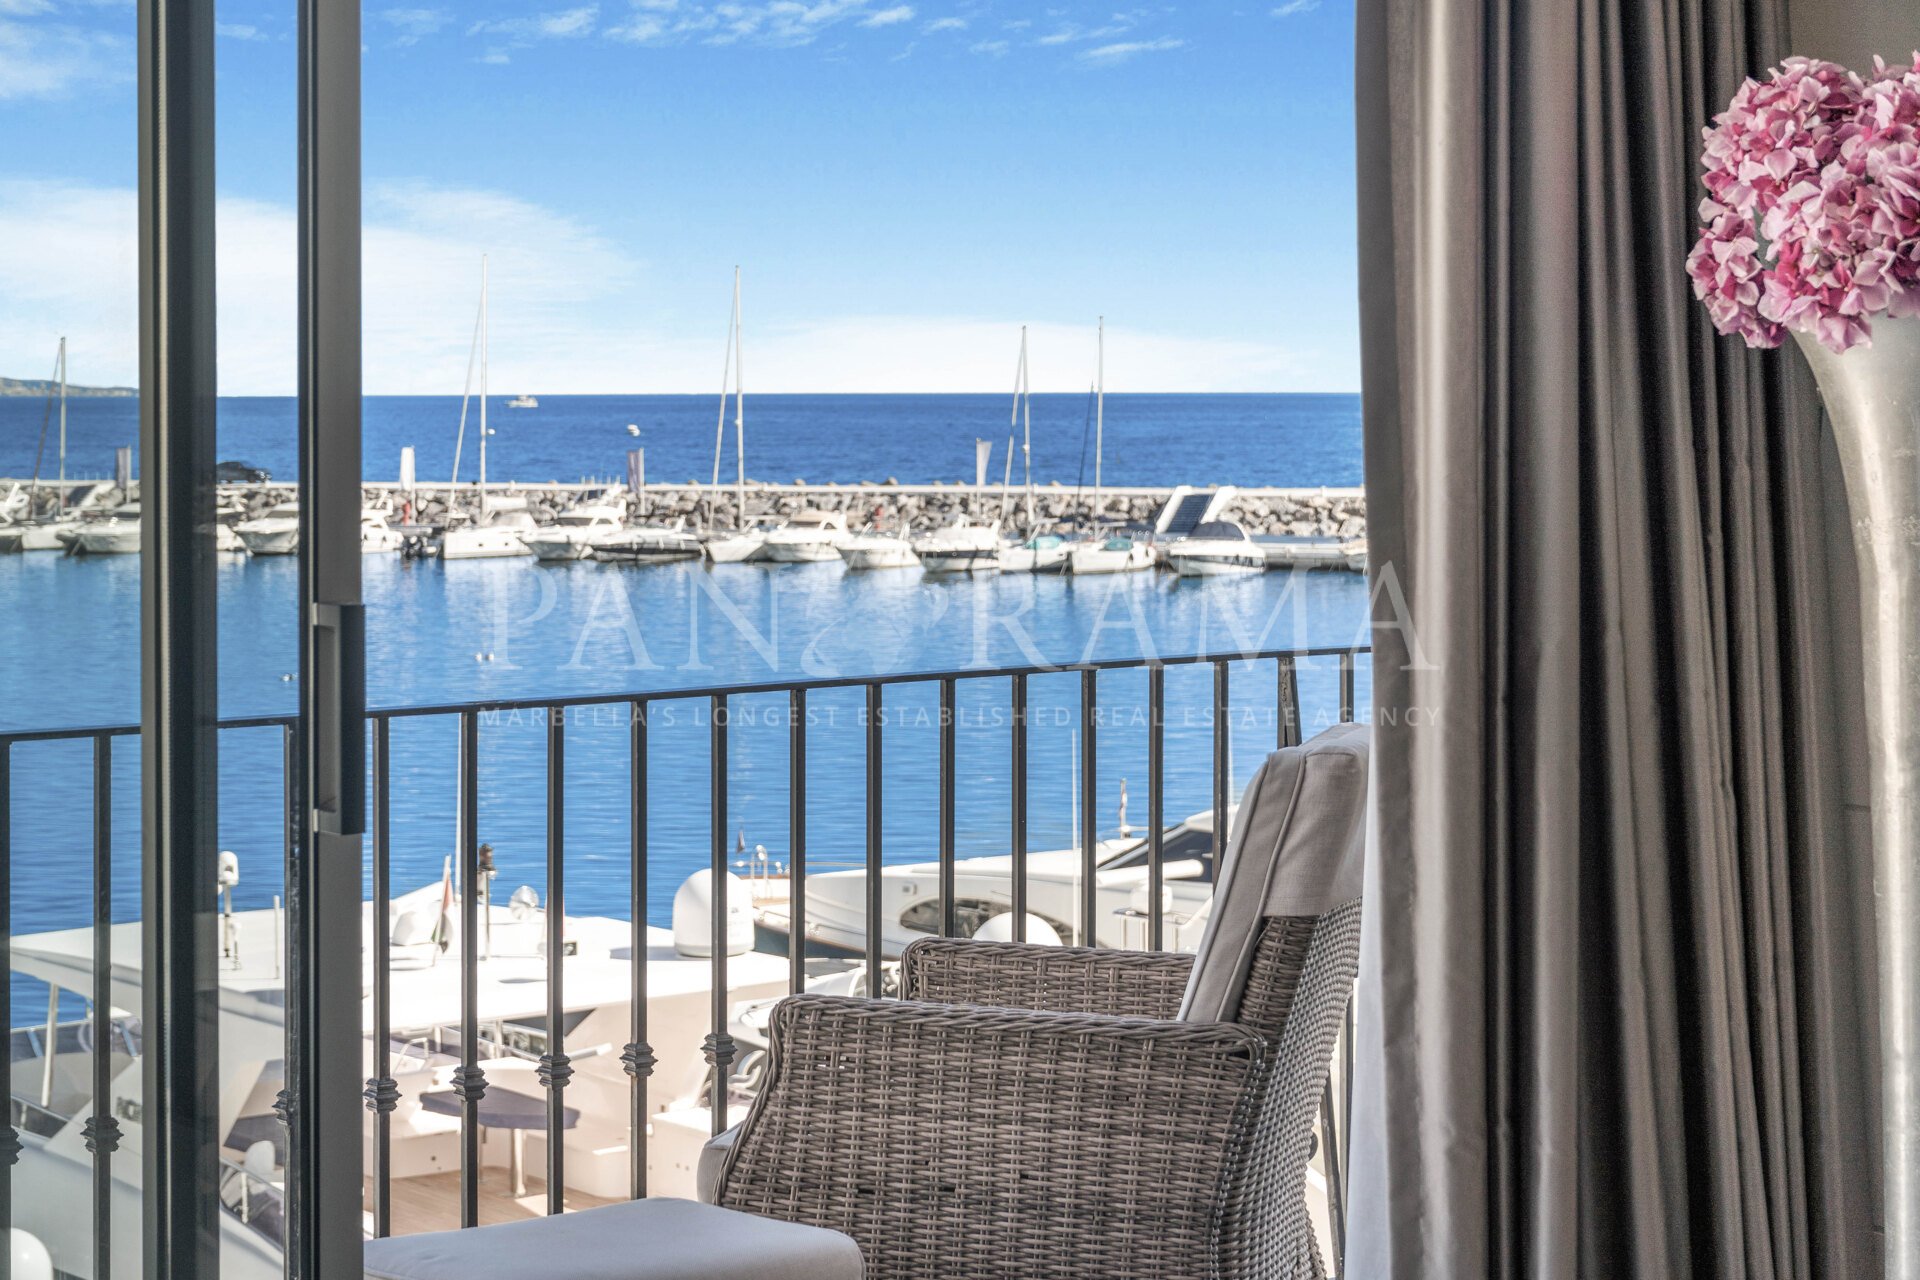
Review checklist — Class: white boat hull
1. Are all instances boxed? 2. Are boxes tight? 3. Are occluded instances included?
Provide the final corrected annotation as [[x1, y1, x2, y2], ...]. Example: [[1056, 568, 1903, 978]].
[[999, 543, 1071, 574], [73, 523, 141, 555], [1171, 555, 1266, 576], [0, 521, 79, 553], [838, 539, 918, 570], [439, 527, 531, 559], [522, 531, 601, 561], [1068, 541, 1155, 574], [918, 550, 1001, 574], [704, 531, 768, 563], [761, 537, 845, 563], [237, 524, 300, 556]]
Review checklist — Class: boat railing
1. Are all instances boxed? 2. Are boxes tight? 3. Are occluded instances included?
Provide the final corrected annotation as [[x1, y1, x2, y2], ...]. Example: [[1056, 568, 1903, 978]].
[[0, 643, 1367, 1273]]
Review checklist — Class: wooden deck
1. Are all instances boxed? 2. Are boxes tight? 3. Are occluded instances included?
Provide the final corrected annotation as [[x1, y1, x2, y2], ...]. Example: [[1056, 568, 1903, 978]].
[[375, 1171, 619, 1237]]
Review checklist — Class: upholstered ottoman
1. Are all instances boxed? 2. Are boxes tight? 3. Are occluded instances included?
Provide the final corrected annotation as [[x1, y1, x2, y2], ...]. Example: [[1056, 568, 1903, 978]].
[[363, 1197, 864, 1280]]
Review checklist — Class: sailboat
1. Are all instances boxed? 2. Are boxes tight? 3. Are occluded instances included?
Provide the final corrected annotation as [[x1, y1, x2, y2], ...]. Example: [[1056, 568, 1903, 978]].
[[998, 327, 1071, 575], [1067, 318, 1155, 575], [0, 339, 86, 553], [440, 257, 533, 560], [703, 268, 773, 564]]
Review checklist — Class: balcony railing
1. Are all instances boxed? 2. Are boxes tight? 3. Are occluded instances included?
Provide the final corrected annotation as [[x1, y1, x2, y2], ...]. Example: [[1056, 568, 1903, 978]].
[[0, 643, 1367, 1276]]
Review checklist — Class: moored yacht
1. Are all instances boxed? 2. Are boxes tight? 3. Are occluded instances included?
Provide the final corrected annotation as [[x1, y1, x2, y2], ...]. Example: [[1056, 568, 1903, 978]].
[[71, 504, 143, 556], [999, 531, 1071, 574], [1068, 530, 1155, 575], [361, 506, 404, 553], [520, 501, 627, 561], [236, 501, 301, 556], [439, 510, 535, 559], [594, 516, 704, 563], [761, 508, 852, 563], [913, 516, 1002, 574], [1166, 519, 1266, 576], [838, 528, 918, 570]]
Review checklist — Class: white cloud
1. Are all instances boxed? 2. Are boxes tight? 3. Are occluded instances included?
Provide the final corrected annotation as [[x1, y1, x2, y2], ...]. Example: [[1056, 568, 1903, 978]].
[[1271, 0, 1318, 13], [0, 0, 54, 16], [469, 4, 597, 39], [859, 4, 913, 26], [379, 7, 451, 43], [922, 15, 963, 31], [0, 177, 1343, 394], [607, 0, 927, 46], [215, 21, 267, 40], [0, 16, 128, 99], [1078, 34, 1183, 65], [967, 37, 1006, 55]]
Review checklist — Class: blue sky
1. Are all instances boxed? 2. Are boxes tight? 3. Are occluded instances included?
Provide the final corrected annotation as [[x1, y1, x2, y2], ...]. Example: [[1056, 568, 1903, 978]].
[[0, 1, 1359, 394]]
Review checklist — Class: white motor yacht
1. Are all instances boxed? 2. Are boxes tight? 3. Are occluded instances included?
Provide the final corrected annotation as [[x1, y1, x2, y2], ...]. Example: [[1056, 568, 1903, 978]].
[[520, 502, 627, 561], [236, 502, 301, 556], [71, 505, 143, 556], [361, 506, 404, 553], [913, 516, 1002, 574], [594, 517, 704, 563], [703, 526, 772, 563], [0, 519, 84, 553], [750, 806, 1226, 959], [1166, 520, 1268, 576], [1067, 531, 1156, 575], [439, 510, 534, 559], [838, 530, 919, 570], [761, 509, 852, 563], [999, 532, 1071, 574]]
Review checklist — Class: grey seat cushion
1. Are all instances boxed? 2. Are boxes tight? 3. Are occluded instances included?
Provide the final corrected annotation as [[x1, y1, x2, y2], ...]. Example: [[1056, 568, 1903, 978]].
[[1179, 721, 1368, 1024], [363, 1196, 864, 1280]]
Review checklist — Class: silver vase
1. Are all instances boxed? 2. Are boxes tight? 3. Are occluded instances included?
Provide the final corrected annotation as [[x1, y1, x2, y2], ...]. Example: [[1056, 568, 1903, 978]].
[[1795, 317, 1920, 1280]]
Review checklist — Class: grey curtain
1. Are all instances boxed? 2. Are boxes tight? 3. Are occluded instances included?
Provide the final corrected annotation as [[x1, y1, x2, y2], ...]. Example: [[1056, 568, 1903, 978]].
[[1345, 0, 1882, 1272]]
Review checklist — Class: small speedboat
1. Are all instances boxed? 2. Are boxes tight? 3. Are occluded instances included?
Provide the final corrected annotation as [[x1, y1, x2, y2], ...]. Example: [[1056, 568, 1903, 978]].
[[1068, 530, 1155, 575], [839, 530, 918, 570], [913, 517, 1001, 574], [1166, 520, 1267, 577], [0, 519, 83, 553], [506, 394, 538, 409], [703, 526, 773, 563], [520, 502, 626, 561], [236, 502, 301, 556], [761, 509, 852, 564], [999, 532, 1071, 575]]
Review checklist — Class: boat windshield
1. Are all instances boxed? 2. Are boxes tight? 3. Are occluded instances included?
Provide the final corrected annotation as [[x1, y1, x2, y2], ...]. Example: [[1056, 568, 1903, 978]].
[[1099, 822, 1220, 883], [1101, 537, 1133, 551]]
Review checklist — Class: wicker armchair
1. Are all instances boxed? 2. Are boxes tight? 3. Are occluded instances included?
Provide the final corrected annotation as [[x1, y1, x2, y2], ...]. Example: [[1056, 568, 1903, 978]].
[[706, 723, 1369, 1280]]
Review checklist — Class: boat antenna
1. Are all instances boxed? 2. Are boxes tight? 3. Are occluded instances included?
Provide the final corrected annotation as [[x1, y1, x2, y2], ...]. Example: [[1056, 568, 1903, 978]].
[[1093, 316, 1104, 525], [56, 338, 66, 516], [709, 269, 738, 534], [1021, 326, 1034, 532]]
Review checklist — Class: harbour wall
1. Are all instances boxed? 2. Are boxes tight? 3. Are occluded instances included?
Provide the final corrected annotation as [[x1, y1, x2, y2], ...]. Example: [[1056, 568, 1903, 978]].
[[4, 479, 1368, 538]]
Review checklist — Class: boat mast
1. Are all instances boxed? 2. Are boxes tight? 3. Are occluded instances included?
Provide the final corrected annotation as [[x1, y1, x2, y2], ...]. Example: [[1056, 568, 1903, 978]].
[[1093, 316, 1104, 522], [56, 337, 66, 517], [733, 266, 746, 527], [1021, 326, 1034, 531], [709, 270, 738, 533], [478, 254, 490, 522]]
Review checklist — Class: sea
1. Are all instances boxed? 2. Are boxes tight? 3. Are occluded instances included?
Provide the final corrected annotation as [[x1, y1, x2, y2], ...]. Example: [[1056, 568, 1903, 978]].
[[0, 392, 1367, 1000]]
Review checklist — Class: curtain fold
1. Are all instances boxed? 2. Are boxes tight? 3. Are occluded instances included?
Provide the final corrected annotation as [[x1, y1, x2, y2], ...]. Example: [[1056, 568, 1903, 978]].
[[1346, 0, 1882, 1272]]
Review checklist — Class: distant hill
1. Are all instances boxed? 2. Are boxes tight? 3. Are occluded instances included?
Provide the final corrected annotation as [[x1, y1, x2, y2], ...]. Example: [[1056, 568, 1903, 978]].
[[0, 376, 136, 398]]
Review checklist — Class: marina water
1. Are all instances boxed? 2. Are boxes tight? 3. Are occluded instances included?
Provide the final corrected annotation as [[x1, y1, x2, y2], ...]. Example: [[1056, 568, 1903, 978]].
[[2, 393, 1367, 1011]]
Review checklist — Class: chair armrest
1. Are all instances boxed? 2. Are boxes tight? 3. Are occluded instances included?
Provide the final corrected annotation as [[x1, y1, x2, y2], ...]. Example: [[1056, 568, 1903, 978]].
[[898, 937, 1195, 1017], [713, 993, 1265, 1280]]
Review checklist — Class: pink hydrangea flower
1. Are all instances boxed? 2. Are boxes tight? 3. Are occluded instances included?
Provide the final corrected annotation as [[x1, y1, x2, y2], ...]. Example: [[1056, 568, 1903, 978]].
[[1691, 54, 1920, 351]]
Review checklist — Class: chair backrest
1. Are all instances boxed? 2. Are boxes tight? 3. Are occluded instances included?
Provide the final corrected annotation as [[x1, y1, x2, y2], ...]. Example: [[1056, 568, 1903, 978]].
[[1181, 722, 1368, 1279], [1178, 721, 1367, 1029]]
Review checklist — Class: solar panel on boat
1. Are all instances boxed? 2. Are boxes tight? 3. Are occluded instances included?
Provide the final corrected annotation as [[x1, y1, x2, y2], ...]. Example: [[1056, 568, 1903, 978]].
[[1161, 492, 1216, 537]]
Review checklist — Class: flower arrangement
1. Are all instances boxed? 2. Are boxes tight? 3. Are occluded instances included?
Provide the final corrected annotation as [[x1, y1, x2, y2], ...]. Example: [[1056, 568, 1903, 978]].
[[1689, 54, 1920, 352]]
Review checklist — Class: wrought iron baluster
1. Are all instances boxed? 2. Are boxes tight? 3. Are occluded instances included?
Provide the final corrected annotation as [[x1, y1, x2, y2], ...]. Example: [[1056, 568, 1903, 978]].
[[365, 716, 397, 1236], [788, 689, 807, 997], [866, 685, 884, 991], [0, 741, 15, 1280], [1080, 668, 1098, 946], [622, 701, 654, 1200], [705, 697, 734, 1136], [1339, 650, 1356, 724], [1009, 675, 1028, 943], [455, 711, 486, 1228], [939, 677, 957, 938], [542, 707, 571, 1213], [1213, 662, 1230, 868], [88, 735, 119, 1280], [1277, 656, 1303, 748], [1148, 667, 1165, 952]]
